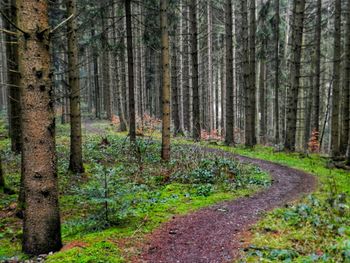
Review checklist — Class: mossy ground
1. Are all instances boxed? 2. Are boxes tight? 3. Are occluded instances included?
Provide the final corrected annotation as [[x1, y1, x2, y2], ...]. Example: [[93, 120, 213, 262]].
[[0, 121, 269, 262], [200, 144, 350, 262]]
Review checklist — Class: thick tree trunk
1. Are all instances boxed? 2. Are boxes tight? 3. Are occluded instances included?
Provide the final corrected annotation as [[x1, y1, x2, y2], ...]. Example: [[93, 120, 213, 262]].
[[125, 0, 136, 142], [225, 0, 234, 145], [284, 0, 305, 151], [190, 0, 201, 141], [17, 0, 62, 254], [4, 0, 21, 153], [67, 0, 84, 174], [161, 0, 171, 160], [331, 0, 341, 157]]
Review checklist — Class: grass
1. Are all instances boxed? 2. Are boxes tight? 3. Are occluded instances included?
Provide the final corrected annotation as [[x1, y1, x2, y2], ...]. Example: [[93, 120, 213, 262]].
[[199, 144, 350, 262], [0, 122, 270, 263]]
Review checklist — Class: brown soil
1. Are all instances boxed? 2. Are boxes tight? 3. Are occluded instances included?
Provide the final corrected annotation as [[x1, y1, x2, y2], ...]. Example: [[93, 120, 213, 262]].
[[137, 146, 317, 263]]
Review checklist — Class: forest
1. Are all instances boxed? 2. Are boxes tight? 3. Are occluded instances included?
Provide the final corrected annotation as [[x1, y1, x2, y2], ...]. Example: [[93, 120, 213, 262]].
[[0, 0, 349, 262]]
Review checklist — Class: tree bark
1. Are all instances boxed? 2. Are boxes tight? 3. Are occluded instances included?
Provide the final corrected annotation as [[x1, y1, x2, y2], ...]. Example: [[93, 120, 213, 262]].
[[17, 0, 62, 254], [284, 0, 305, 151], [190, 0, 201, 141], [4, 0, 22, 154], [161, 0, 171, 160], [341, 0, 350, 155], [331, 0, 341, 157], [125, 0, 136, 142], [225, 0, 234, 145], [245, 0, 257, 147], [67, 0, 84, 174], [274, 0, 280, 144], [182, 2, 191, 133]]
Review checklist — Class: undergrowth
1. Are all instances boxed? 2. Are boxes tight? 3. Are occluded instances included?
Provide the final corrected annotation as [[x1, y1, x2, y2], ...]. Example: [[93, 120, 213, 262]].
[[0, 122, 270, 262]]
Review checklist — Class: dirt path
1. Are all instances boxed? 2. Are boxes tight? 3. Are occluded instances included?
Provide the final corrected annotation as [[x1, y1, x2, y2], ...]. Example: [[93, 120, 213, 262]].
[[138, 146, 317, 263]]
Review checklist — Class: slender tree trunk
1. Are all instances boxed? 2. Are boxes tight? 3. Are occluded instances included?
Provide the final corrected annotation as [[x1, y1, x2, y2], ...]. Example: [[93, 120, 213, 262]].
[[341, 0, 350, 155], [0, 155, 4, 190], [207, 1, 213, 132], [4, 0, 21, 153], [246, 0, 257, 147], [331, 0, 341, 157], [241, 0, 249, 144], [125, 0, 136, 142], [101, 6, 112, 121], [182, 2, 191, 133], [171, 37, 181, 136], [18, 0, 62, 254], [259, 47, 266, 144], [190, 0, 201, 140], [91, 28, 101, 119], [311, 0, 321, 144], [225, 0, 234, 145], [67, 0, 84, 173], [274, 0, 280, 144], [160, 0, 171, 160], [284, 0, 305, 151]]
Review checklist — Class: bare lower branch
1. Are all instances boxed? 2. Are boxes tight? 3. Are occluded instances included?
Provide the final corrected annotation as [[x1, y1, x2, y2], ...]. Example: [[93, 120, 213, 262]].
[[50, 14, 74, 34]]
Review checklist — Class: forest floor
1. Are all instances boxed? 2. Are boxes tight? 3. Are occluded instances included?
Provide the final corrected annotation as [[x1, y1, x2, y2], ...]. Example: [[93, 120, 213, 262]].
[[139, 147, 316, 262], [0, 120, 349, 262]]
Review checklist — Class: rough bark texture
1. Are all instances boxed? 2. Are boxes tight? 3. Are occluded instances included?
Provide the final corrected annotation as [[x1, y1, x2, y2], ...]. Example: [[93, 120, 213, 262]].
[[190, 0, 201, 141], [4, 0, 22, 154], [67, 0, 84, 174], [225, 0, 234, 145], [161, 0, 171, 161], [284, 0, 305, 151], [17, 0, 62, 254], [125, 0, 136, 142], [331, 0, 341, 157], [346, 0, 350, 163]]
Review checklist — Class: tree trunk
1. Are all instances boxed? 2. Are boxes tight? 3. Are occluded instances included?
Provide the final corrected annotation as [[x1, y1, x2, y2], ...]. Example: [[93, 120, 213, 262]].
[[171, 36, 181, 136], [101, 6, 112, 121], [18, 0, 62, 254], [182, 2, 191, 133], [246, 0, 257, 147], [225, 0, 234, 145], [331, 0, 341, 157], [67, 0, 84, 174], [91, 28, 101, 119], [274, 0, 280, 144], [190, 0, 201, 141], [284, 0, 305, 151], [341, 0, 350, 155], [161, 0, 171, 160], [125, 0, 136, 142], [0, 155, 4, 190], [4, 0, 21, 154]]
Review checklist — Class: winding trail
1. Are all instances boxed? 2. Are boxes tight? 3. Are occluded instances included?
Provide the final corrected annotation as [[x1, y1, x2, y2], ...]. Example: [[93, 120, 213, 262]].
[[138, 146, 317, 263]]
